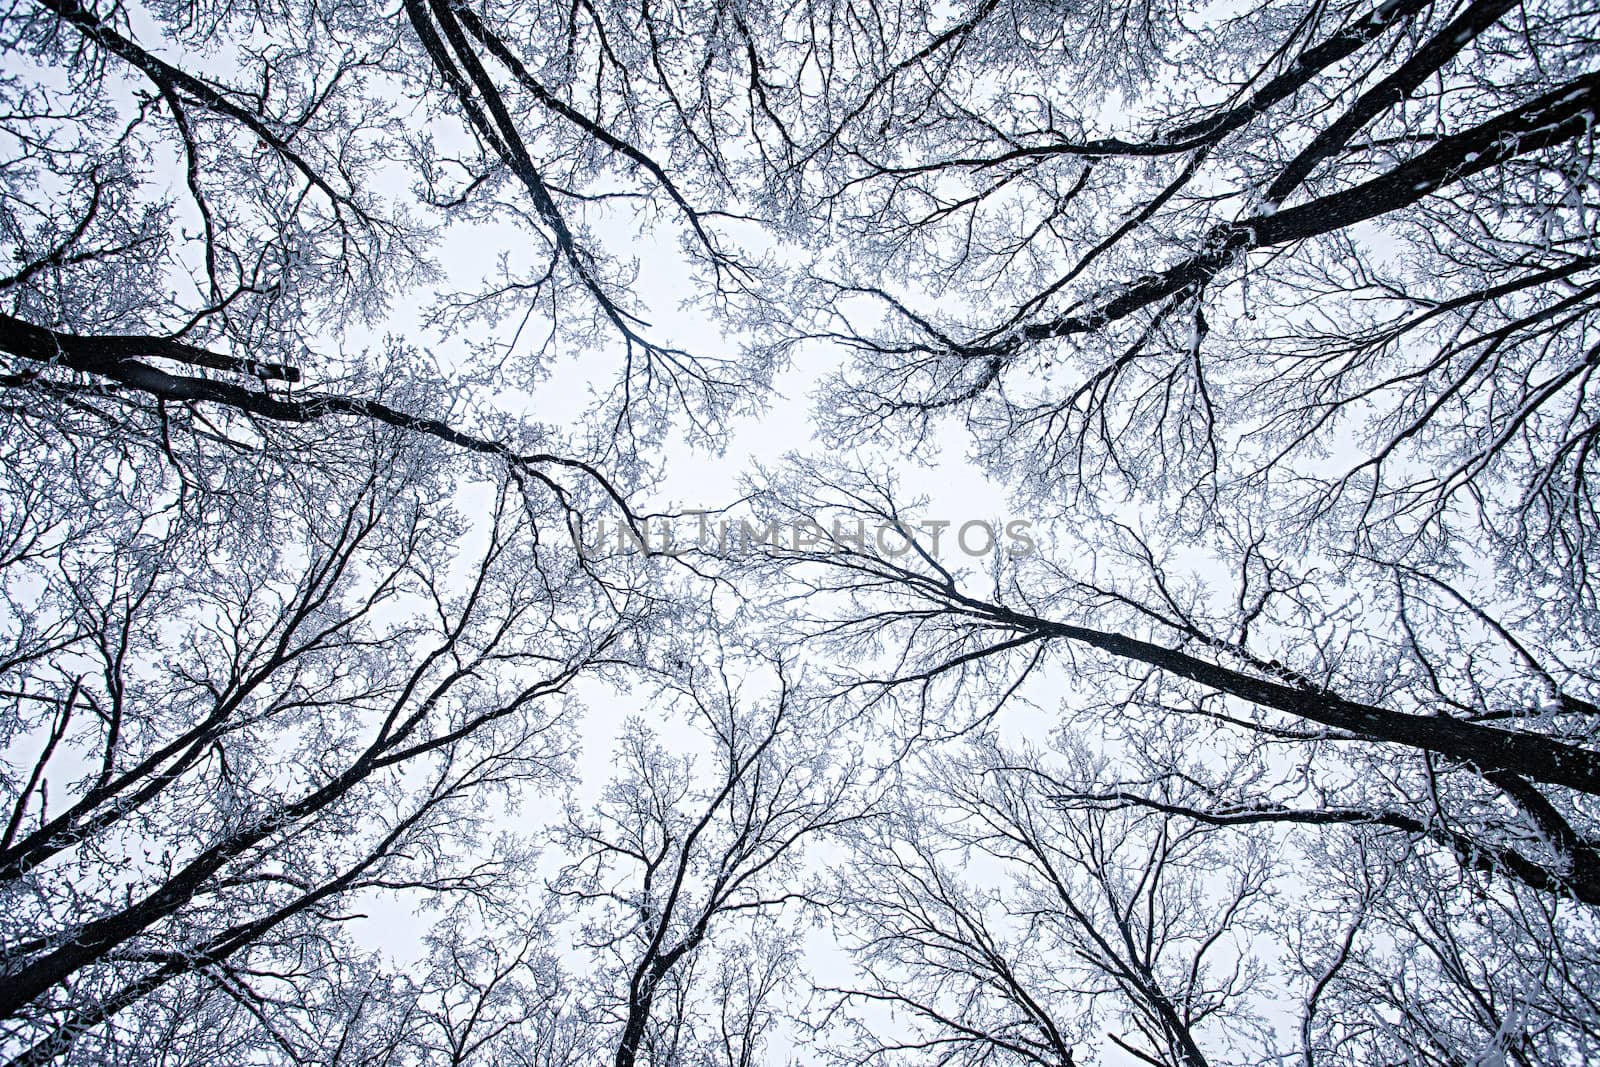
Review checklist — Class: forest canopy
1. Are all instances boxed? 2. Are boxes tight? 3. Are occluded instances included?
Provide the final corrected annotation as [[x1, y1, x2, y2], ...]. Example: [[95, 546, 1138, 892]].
[[3, 0, 1599, 1063]]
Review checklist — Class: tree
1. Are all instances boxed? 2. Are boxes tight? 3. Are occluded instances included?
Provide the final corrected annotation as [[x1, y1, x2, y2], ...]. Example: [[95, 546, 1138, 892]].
[[776, 0, 1599, 597], [0, 0, 764, 1055], [738, 450, 1600, 1060], [7, 0, 1600, 1062], [315, 658, 859, 1067], [1, 0, 779, 461], [743, 0, 1600, 839], [1274, 824, 1600, 1065], [550, 659, 859, 1066], [0, 403, 640, 1062], [724, 0, 1600, 1054], [815, 737, 1275, 1067]]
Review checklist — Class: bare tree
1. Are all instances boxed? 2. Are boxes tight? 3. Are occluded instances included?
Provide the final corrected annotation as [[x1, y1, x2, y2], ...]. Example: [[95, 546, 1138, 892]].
[[349, 658, 855, 1067], [814, 737, 1273, 1067], [0, 1, 832, 1060], [735, 455, 1600, 1061], [0, 0, 785, 455], [0, 407, 638, 1063], [405, 907, 594, 1067], [715, 6, 1600, 1057], [769, 0, 1600, 595], [744, 460, 1600, 893], [551, 659, 860, 1066], [7, 0, 1600, 1062]]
